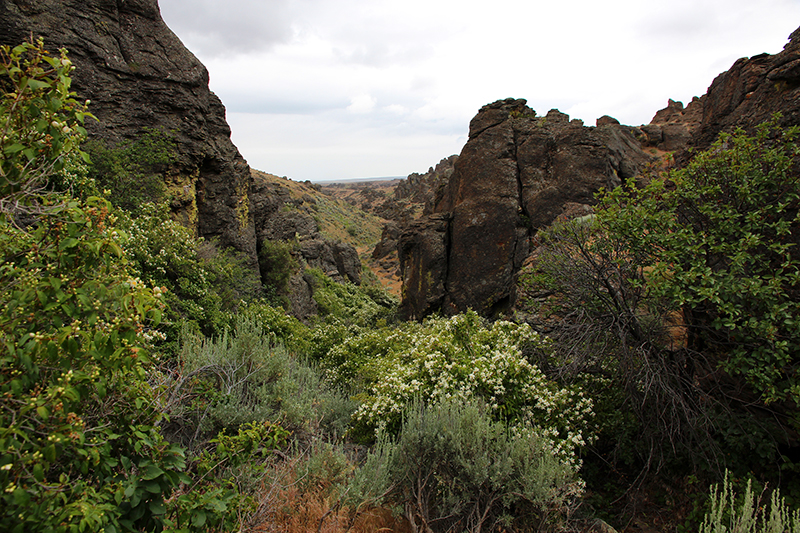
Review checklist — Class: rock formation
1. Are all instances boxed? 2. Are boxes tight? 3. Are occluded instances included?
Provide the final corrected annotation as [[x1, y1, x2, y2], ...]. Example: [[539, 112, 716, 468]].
[[249, 170, 363, 320], [399, 99, 654, 319], [643, 26, 800, 158], [400, 26, 800, 320], [392, 155, 458, 219], [695, 26, 800, 149], [0, 0, 257, 258]]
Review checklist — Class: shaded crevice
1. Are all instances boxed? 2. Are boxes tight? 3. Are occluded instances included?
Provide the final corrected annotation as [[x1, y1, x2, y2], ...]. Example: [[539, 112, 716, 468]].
[[441, 214, 454, 315]]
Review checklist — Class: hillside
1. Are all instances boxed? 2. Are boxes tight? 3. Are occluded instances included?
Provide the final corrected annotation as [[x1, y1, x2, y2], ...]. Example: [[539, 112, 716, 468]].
[[249, 170, 404, 299]]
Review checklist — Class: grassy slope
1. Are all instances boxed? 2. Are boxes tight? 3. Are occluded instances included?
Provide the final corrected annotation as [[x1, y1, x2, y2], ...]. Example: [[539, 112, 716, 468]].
[[251, 170, 399, 294]]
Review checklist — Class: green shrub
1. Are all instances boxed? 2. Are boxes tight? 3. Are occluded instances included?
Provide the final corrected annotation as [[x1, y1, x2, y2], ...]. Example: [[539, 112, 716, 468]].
[[306, 267, 398, 327], [0, 40, 204, 533], [0, 38, 93, 213], [350, 399, 583, 533], [598, 119, 800, 407], [237, 299, 313, 354], [518, 120, 800, 474], [0, 194, 194, 533], [164, 316, 354, 445], [118, 202, 261, 340], [84, 127, 176, 213], [258, 239, 297, 305]]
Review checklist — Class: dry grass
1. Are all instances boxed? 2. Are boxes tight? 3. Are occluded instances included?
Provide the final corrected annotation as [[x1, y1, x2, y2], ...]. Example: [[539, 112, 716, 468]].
[[244, 454, 411, 533]]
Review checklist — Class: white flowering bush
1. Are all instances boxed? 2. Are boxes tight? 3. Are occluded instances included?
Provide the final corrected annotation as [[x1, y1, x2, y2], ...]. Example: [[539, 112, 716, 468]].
[[116, 203, 260, 342], [345, 311, 593, 460]]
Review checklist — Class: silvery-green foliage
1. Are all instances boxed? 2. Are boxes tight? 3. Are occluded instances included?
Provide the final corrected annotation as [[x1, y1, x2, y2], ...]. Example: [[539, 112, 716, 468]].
[[170, 316, 354, 443], [351, 399, 583, 533], [700, 472, 800, 533]]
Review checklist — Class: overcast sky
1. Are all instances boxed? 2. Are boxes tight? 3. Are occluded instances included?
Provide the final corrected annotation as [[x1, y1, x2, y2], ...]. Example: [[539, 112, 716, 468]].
[[158, 0, 800, 182]]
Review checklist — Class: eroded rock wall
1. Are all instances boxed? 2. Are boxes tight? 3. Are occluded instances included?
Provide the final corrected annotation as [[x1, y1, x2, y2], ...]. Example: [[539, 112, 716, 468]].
[[399, 99, 654, 319], [0, 0, 256, 258]]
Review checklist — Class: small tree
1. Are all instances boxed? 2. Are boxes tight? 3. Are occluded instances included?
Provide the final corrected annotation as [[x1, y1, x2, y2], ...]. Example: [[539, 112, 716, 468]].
[[598, 119, 800, 407], [520, 119, 800, 472], [0, 38, 92, 214]]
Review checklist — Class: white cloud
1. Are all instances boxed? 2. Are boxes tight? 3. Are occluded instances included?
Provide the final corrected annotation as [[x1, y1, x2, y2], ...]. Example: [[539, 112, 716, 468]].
[[157, 0, 800, 181], [347, 94, 378, 114]]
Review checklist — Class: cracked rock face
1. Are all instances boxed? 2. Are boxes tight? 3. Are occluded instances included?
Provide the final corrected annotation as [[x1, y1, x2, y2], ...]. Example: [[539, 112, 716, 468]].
[[0, 0, 257, 259], [695, 26, 800, 150], [641, 26, 800, 162], [399, 99, 653, 319]]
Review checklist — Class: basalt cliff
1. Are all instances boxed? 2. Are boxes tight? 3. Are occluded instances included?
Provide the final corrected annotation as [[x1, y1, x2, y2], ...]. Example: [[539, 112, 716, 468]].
[[0, 0, 362, 311], [0, 0, 256, 257], [397, 25, 800, 319]]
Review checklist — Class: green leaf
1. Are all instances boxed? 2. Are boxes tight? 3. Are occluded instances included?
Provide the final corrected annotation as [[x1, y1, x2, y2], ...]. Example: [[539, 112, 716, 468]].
[[191, 510, 207, 527], [26, 79, 50, 90], [59, 237, 79, 250], [148, 500, 166, 515], [44, 444, 57, 462], [3, 143, 25, 155], [142, 464, 164, 480], [12, 488, 30, 506], [32, 462, 44, 482], [129, 489, 141, 508]]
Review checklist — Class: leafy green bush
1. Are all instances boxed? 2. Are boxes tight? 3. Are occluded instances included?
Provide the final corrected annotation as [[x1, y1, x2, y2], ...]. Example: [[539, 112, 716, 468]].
[[0, 40, 246, 533], [258, 238, 297, 306], [518, 120, 800, 475], [0, 38, 93, 213], [0, 192, 192, 532], [306, 267, 398, 327], [236, 299, 313, 354], [118, 202, 261, 341], [598, 119, 800, 407], [350, 399, 583, 533], [84, 127, 176, 213]]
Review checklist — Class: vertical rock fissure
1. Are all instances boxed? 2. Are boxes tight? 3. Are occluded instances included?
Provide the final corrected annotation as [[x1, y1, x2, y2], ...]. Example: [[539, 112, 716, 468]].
[[441, 213, 453, 314]]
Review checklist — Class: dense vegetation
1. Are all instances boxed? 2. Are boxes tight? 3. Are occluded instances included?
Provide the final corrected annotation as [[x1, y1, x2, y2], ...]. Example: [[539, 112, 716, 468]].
[[2, 39, 800, 533]]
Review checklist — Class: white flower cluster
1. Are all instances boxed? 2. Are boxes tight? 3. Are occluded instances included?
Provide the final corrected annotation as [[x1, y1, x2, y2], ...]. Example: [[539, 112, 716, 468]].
[[352, 311, 594, 462]]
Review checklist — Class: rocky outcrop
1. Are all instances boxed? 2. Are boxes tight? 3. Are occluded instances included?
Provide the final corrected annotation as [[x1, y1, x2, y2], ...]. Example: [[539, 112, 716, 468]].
[[642, 26, 800, 158], [694, 26, 800, 150], [392, 155, 457, 219], [639, 98, 703, 152], [0, 0, 257, 258], [249, 171, 362, 320], [357, 156, 457, 295], [399, 99, 654, 319]]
